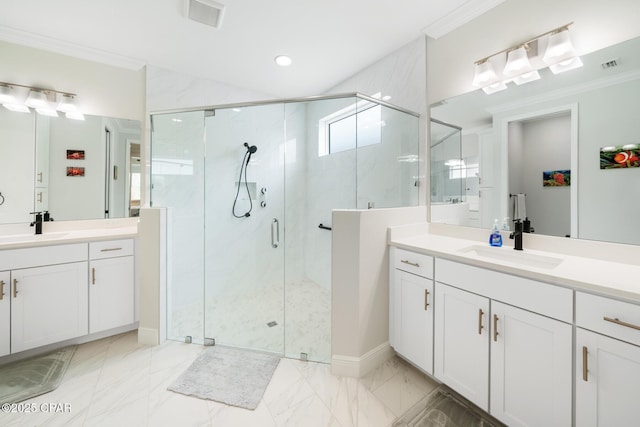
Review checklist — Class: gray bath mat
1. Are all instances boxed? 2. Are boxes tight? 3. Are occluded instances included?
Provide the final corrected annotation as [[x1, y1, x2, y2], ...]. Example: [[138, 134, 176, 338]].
[[168, 346, 280, 410], [0, 346, 76, 404]]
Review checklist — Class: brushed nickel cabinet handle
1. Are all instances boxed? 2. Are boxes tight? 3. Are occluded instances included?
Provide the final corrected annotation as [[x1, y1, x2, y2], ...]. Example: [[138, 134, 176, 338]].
[[0, 280, 4, 300], [100, 247, 123, 252], [493, 314, 499, 342], [603, 316, 640, 332], [37, 172, 43, 183], [92, 268, 96, 285], [478, 309, 484, 335], [401, 259, 420, 268], [424, 289, 430, 311], [13, 279, 18, 298], [582, 346, 589, 382]]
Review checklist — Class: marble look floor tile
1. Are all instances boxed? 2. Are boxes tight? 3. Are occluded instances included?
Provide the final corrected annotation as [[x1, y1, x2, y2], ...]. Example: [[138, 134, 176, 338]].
[[372, 365, 437, 417], [355, 383, 398, 427], [208, 399, 277, 427], [0, 331, 456, 427]]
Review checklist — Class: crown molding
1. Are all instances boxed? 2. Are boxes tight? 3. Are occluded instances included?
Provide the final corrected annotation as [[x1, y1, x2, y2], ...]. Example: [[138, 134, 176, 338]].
[[422, 0, 507, 39], [0, 25, 145, 71]]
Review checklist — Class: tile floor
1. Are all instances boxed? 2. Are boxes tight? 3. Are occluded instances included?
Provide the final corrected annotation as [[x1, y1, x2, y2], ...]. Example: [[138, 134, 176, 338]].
[[3, 331, 438, 427]]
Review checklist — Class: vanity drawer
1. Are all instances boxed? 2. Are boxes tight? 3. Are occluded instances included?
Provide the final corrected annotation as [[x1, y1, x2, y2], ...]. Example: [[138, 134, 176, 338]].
[[393, 248, 433, 279], [576, 292, 640, 346], [89, 239, 134, 260], [0, 243, 87, 270], [436, 258, 573, 323]]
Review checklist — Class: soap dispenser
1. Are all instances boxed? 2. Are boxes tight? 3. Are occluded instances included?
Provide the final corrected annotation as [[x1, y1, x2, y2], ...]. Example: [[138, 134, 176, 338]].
[[489, 219, 503, 247]]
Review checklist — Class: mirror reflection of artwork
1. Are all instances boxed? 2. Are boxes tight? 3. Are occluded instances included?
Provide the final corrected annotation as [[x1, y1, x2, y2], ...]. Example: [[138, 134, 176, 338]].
[[600, 145, 640, 169], [66, 166, 85, 177], [66, 149, 85, 160], [543, 170, 571, 187]]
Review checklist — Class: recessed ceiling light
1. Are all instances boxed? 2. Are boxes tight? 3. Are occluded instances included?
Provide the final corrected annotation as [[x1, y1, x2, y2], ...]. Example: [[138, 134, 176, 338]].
[[274, 55, 292, 67]]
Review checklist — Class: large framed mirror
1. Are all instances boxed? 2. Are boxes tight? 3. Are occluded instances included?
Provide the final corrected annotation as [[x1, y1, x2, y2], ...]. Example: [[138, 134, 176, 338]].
[[0, 108, 141, 224], [430, 35, 640, 246]]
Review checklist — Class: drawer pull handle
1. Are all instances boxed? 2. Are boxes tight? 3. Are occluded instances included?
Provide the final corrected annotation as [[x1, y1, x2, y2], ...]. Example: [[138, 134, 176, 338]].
[[582, 346, 589, 382], [478, 309, 484, 335], [100, 247, 123, 252], [424, 289, 430, 311], [92, 268, 96, 285], [0, 280, 4, 300], [400, 259, 420, 268], [13, 279, 18, 298], [603, 316, 640, 331], [493, 314, 499, 342]]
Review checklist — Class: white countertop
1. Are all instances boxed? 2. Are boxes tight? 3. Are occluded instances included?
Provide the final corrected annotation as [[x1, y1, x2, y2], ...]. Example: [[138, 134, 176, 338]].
[[0, 226, 138, 250], [390, 232, 640, 303]]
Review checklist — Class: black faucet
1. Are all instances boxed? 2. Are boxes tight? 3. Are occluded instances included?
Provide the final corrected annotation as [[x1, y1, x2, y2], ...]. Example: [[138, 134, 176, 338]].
[[510, 219, 523, 251], [30, 211, 43, 235]]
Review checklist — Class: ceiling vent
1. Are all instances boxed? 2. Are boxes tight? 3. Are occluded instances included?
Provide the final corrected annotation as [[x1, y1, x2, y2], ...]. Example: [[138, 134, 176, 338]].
[[186, 0, 225, 29], [601, 59, 619, 70]]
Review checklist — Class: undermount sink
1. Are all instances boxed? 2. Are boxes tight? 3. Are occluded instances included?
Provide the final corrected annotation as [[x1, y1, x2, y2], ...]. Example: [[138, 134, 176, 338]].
[[458, 245, 564, 269], [0, 232, 69, 243]]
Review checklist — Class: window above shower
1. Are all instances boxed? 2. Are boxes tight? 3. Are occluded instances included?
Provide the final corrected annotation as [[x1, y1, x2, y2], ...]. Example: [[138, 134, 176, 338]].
[[318, 100, 382, 156]]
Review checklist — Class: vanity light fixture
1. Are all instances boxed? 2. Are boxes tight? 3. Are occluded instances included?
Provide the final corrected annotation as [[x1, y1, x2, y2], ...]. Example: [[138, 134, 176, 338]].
[[0, 84, 16, 104], [0, 82, 85, 120], [472, 22, 582, 94]]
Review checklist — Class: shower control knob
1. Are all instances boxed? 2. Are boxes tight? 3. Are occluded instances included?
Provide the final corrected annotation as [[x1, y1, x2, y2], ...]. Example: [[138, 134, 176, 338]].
[[261, 201, 267, 208], [261, 187, 267, 194]]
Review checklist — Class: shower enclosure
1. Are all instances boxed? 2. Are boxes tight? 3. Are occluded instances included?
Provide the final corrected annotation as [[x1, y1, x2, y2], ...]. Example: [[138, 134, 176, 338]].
[[151, 94, 419, 363]]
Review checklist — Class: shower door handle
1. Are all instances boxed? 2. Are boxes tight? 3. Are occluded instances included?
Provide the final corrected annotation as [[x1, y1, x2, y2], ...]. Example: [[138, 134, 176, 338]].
[[271, 218, 280, 248]]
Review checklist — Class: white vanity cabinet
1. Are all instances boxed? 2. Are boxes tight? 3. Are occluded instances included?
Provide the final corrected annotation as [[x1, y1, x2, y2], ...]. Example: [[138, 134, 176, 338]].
[[434, 282, 490, 410], [434, 258, 573, 427], [0, 271, 10, 357], [575, 292, 640, 426], [389, 247, 434, 374], [3, 244, 89, 353], [89, 239, 135, 334]]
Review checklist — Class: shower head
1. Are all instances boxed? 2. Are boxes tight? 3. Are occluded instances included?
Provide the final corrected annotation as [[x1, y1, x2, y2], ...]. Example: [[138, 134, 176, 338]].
[[244, 142, 258, 154]]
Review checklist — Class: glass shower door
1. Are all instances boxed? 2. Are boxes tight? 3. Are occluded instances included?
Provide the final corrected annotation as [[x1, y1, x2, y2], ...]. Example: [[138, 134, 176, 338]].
[[151, 110, 206, 343], [203, 104, 286, 354]]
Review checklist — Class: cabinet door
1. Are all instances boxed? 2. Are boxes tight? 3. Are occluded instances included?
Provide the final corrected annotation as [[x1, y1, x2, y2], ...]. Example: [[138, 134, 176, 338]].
[[393, 269, 433, 374], [89, 256, 134, 334], [11, 262, 88, 353], [576, 328, 640, 427], [0, 271, 10, 356], [490, 301, 572, 427], [434, 283, 490, 410]]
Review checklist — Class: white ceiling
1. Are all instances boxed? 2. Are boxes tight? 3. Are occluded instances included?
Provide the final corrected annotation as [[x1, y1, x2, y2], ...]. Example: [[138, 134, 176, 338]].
[[0, 0, 505, 98]]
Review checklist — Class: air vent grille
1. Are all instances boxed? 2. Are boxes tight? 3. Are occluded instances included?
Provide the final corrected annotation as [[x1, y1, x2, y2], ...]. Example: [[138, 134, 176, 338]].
[[601, 59, 619, 70], [187, 0, 225, 29]]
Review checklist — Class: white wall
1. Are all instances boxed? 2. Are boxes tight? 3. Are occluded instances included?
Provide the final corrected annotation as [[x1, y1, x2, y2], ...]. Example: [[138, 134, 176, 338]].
[[520, 114, 571, 237], [331, 206, 427, 376], [427, 0, 640, 103]]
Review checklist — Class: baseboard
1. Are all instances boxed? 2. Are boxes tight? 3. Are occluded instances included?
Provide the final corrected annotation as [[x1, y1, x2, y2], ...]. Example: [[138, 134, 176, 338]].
[[137, 327, 159, 345], [331, 341, 394, 377]]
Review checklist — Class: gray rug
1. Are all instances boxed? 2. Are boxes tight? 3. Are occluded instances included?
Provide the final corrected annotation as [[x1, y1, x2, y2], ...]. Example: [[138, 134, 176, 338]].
[[168, 346, 280, 410], [0, 346, 76, 404]]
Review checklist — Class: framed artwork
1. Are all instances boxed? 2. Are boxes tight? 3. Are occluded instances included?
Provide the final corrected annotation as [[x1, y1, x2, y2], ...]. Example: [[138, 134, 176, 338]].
[[66, 166, 85, 177], [543, 170, 570, 187], [600, 145, 639, 169], [66, 149, 85, 160]]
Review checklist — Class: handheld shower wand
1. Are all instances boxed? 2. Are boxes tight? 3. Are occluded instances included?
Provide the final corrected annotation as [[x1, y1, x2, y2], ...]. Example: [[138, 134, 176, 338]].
[[233, 142, 258, 218]]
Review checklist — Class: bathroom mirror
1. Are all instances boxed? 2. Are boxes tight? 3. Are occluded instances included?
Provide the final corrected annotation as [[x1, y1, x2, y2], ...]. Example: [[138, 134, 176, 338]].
[[430, 35, 640, 246], [0, 108, 141, 225]]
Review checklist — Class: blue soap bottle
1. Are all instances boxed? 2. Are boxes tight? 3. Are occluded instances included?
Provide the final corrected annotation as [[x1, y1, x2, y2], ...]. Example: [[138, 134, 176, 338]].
[[489, 219, 503, 247]]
